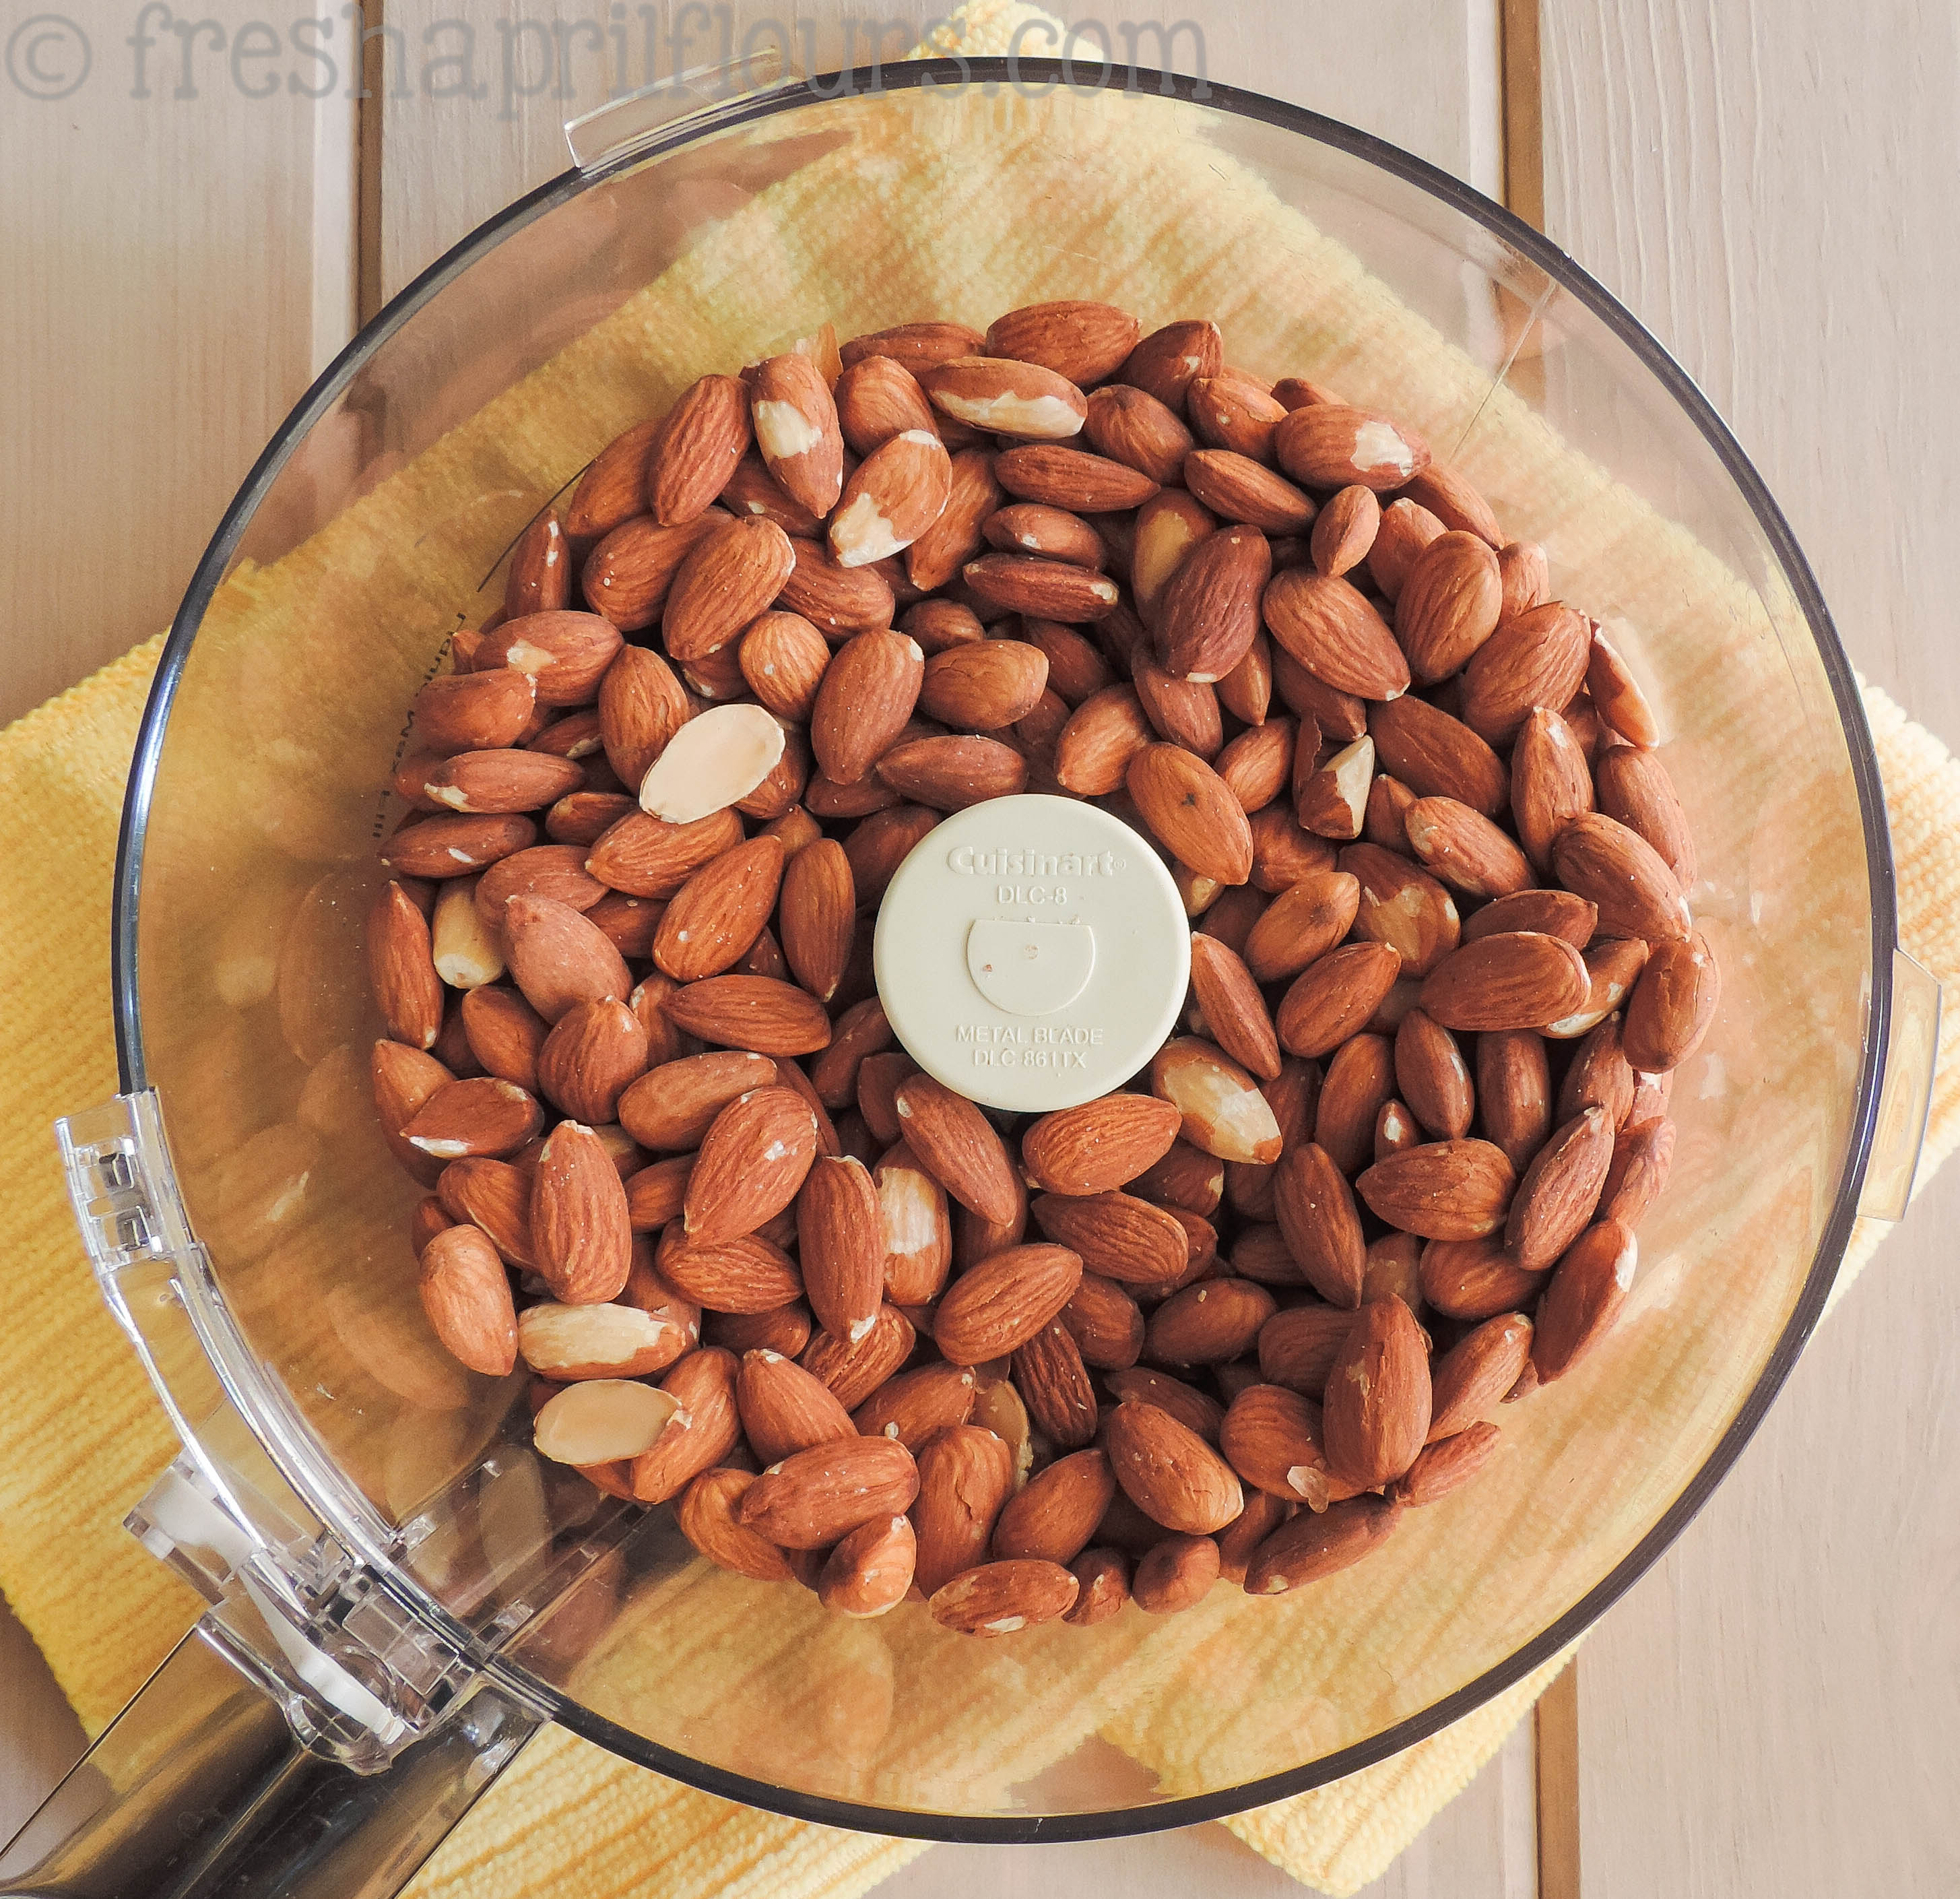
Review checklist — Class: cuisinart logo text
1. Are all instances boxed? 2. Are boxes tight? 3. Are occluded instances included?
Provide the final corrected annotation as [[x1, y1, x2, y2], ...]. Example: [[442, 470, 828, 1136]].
[[946, 845, 1126, 877]]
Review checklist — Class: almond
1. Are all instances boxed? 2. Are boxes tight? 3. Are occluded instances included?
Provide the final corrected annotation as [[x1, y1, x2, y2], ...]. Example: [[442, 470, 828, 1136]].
[[1600, 1115, 1676, 1228], [1262, 570, 1410, 700], [583, 513, 728, 632], [1557, 1015, 1637, 1126], [1030, 1191, 1189, 1287], [917, 639, 1050, 732], [684, 1085, 820, 1244], [1310, 485, 1381, 577], [642, 378, 748, 527], [1187, 445, 1319, 534], [1276, 941, 1403, 1058], [1132, 489, 1216, 622], [1020, 617, 1114, 704], [1120, 318, 1222, 412], [835, 353, 940, 453], [628, 1347, 742, 1503], [1404, 795, 1535, 899], [663, 973, 831, 1055], [929, 1558, 1079, 1636], [534, 998, 650, 1125], [1060, 1273, 1147, 1370], [1427, 1312, 1534, 1440], [402, 1075, 542, 1161], [876, 734, 1028, 810], [992, 1448, 1115, 1563], [368, 881, 444, 1051], [750, 351, 845, 517], [1132, 1533, 1220, 1614], [1367, 694, 1509, 818], [1103, 1399, 1244, 1535], [1458, 601, 1592, 744], [438, 1155, 536, 1265], [1257, 1301, 1361, 1396], [1497, 539, 1550, 618], [1395, 532, 1503, 683], [614, 1048, 774, 1151], [1242, 869, 1360, 982], [1156, 523, 1272, 682], [1595, 743, 1697, 888], [506, 515, 571, 618], [1127, 746, 1253, 884], [932, 1242, 1083, 1364], [1084, 384, 1196, 483], [1475, 1029, 1552, 1173], [652, 835, 784, 982], [677, 1468, 795, 1582], [1215, 717, 1295, 815], [733, 1347, 855, 1465], [781, 534, 897, 634], [1187, 933, 1282, 1081], [830, 429, 952, 567], [1333, 843, 1458, 979], [636, 703, 787, 824], [1146, 1277, 1276, 1365], [530, 1120, 633, 1303], [1587, 631, 1662, 748], [587, 806, 743, 898], [1314, 1032, 1396, 1176], [1021, 1092, 1183, 1196], [473, 845, 609, 928], [1544, 936, 1651, 1039], [1552, 812, 1693, 943], [911, 1423, 1018, 1595], [1388, 1419, 1503, 1506], [622, 1151, 696, 1229], [1402, 461, 1501, 544], [418, 1224, 518, 1376], [1131, 652, 1224, 754], [1272, 1143, 1367, 1307], [1462, 888, 1598, 948], [413, 667, 539, 754], [660, 516, 797, 663], [920, 355, 1088, 441], [1418, 932, 1592, 1033], [1532, 1218, 1637, 1382], [1511, 706, 1596, 874], [767, 837, 851, 1005], [533, 1378, 680, 1467], [907, 448, 1002, 593], [818, 1514, 917, 1618], [1357, 1138, 1517, 1240], [795, 1154, 884, 1346], [811, 627, 927, 783], [962, 553, 1119, 623], [842, 321, 985, 371], [1105, 1369, 1224, 1443], [1295, 733, 1375, 839], [986, 299, 1140, 385], [1189, 371, 1286, 461], [1320, 1294, 1430, 1489], [1365, 496, 1447, 602], [1420, 1233, 1548, 1321], [738, 1436, 919, 1549], [379, 813, 537, 881], [502, 893, 632, 1025], [1150, 1036, 1283, 1164], [892, 1072, 1020, 1223], [657, 1228, 803, 1313], [1053, 684, 1154, 796], [1275, 403, 1432, 490], [842, 804, 939, 907], [995, 443, 1160, 515], [564, 417, 661, 540], [1220, 1382, 1350, 1507], [481, 610, 623, 707], [1506, 1105, 1615, 1271], [1393, 1008, 1474, 1139], [1013, 1319, 1099, 1448]]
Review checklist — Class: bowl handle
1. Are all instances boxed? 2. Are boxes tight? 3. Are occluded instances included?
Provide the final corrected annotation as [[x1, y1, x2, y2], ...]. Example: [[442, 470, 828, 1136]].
[[1858, 947, 1942, 1222]]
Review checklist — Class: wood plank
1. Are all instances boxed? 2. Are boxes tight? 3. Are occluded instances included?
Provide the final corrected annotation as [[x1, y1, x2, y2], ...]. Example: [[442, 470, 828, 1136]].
[[1539, 5, 1960, 1894], [1532, 1667, 1580, 1899], [0, 0, 356, 727]]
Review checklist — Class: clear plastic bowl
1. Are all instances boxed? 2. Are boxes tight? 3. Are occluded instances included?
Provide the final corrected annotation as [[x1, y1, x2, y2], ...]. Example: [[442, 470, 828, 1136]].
[[53, 61, 1933, 1855]]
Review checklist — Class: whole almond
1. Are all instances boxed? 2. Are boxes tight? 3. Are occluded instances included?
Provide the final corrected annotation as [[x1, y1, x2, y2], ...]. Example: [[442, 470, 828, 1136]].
[[1314, 1032, 1396, 1176], [993, 1448, 1115, 1563], [1127, 746, 1253, 884], [1321, 1294, 1431, 1489], [1365, 496, 1447, 601], [1336, 843, 1459, 978], [1103, 1400, 1244, 1535], [1187, 934, 1282, 1081], [1120, 318, 1222, 412], [1533, 1218, 1638, 1382], [912, 1423, 1018, 1595], [1388, 1419, 1503, 1506], [657, 1228, 803, 1313], [1460, 602, 1592, 744], [663, 974, 832, 1056], [624, 1153, 694, 1231], [652, 835, 784, 983], [1596, 743, 1697, 888], [781, 535, 896, 635], [919, 640, 1051, 731], [797, 1155, 884, 1346], [802, 1303, 917, 1410], [1084, 384, 1196, 483], [731, 612, 828, 725], [995, 443, 1161, 515], [1150, 1037, 1284, 1164], [876, 734, 1029, 810], [684, 1085, 820, 1244], [738, 1436, 919, 1549], [1420, 1233, 1548, 1321], [929, 1559, 1080, 1636], [1132, 1533, 1220, 1614], [1243, 1493, 1396, 1594], [1587, 631, 1662, 748], [1276, 941, 1402, 1058], [1184, 449, 1315, 534], [1257, 1302, 1360, 1396], [504, 893, 632, 1024], [418, 1225, 518, 1376], [1031, 1191, 1189, 1287], [616, 1050, 775, 1151], [379, 814, 537, 881], [835, 353, 939, 453], [1131, 653, 1224, 754], [842, 321, 985, 371], [1557, 1015, 1637, 1126], [1273, 1143, 1367, 1307], [661, 516, 797, 662], [920, 356, 1088, 441], [1396, 532, 1503, 683], [1021, 1092, 1183, 1196], [584, 513, 728, 633], [403, 1075, 542, 1162], [810, 629, 925, 785], [1189, 371, 1286, 461], [1021, 618, 1114, 704], [962, 553, 1119, 624], [1476, 1029, 1552, 1172], [564, 417, 661, 540], [677, 1468, 795, 1582], [1404, 795, 1535, 899], [1553, 812, 1693, 943], [1309, 485, 1381, 577], [841, 804, 939, 908], [647, 375, 751, 524], [414, 667, 538, 754], [830, 429, 952, 567], [474, 844, 608, 926], [1394, 1008, 1474, 1139], [735, 1347, 856, 1465], [1511, 706, 1596, 873], [1418, 932, 1592, 1033], [1274, 404, 1432, 491], [595, 646, 692, 790], [1146, 1278, 1276, 1365], [1262, 570, 1410, 700], [368, 881, 444, 1052], [750, 351, 845, 517], [1463, 888, 1598, 948], [481, 610, 624, 707], [1105, 1370, 1224, 1444], [587, 806, 744, 899], [535, 998, 649, 1125], [932, 1243, 1083, 1364], [851, 1359, 975, 1448], [1243, 869, 1361, 982], [776, 837, 854, 1005], [1367, 694, 1509, 817], [1427, 1312, 1534, 1440], [505, 515, 570, 618], [1357, 1138, 1517, 1240], [1157, 524, 1273, 684], [1216, 717, 1295, 815], [1497, 539, 1550, 618], [1060, 1273, 1147, 1369], [986, 299, 1140, 385], [1506, 1106, 1616, 1271], [1402, 461, 1501, 543], [630, 1347, 742, 1503], [1599, 1116, 1676, 1228], [438, 1156, 535, 1266], [892, 1072, 1020, 1223], [1220, 1382, 1351, 1507], [1544, 936, 1652, 1040], [720, 448, 826, 534], [818, 1514, 917, 1618], [531, 1120, 633, 1303], [906, 447, 1002, 592], [1013, 1319, 1099, 1448], [1053, 685, 1154, 796]]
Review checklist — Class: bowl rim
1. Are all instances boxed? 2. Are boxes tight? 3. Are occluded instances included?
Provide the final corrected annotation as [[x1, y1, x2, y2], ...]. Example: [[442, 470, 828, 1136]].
[[112, 58, 1897, 1840]]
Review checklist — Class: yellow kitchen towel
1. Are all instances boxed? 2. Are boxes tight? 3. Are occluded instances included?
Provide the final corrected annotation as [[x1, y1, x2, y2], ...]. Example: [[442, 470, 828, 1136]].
[[5, 5, 1959, 1898]]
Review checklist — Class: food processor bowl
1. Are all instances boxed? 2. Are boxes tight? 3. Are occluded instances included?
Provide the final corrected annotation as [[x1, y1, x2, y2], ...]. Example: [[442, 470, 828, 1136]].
[[6, 59, 1938, 1899]]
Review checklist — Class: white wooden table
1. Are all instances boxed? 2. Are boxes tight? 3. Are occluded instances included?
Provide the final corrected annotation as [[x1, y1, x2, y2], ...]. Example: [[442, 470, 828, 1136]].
[[3, 5, 1955, 1894]]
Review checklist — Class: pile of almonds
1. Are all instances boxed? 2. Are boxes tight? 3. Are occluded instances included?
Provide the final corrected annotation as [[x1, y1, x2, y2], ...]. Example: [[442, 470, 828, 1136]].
[[368, 300, 1717, 1638]]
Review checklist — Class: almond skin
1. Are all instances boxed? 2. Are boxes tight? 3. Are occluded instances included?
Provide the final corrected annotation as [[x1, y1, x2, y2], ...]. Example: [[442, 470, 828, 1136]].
[[1031, 1192, 1189, 1287], [1021, 1093, 1183, 1196], [418, 1225, 518, 1376], [810, 628, 925, 785], [735, 1347, 857, 1465], [1276, 941, 1403, 1058], [911, 1424, 1018, 1596], [1258, 1302, 1361, 1396], [1060, 1273, 1147, 1370], [1243, 869, 1361, 983], [403, 1076, 542, 1163], [616, 1050, 775, 1151], [986, 298, 1140, 385], [660, 516, 797, 663], [1505, 1106, 1616, 1272], [651, 836, 784, 983], [1396, 531, 1503, 683], [1367, 694, 1509, 818], [647, 374, 752, 524], [1418, 932, 1593, 1033], [379, 814, 538, 881], [1184, 449, 1315, 534], [534, 999, 650, 1126], [1156, 523, 1272, 683], [1128, 745, 1254, 885], [1420, 1233, 1549, 1322], [662, 975, 832, 1056], [737, 1436, 919, 1549], [932, 1243, 1084, 1365], [530, 1120, 634, 1303], [993, 1448, 1116, 1562], [1103, 1400, 1245, 1535], [504, 894, 633, 1025], [1321, 1294, 1431, 1489], [1187, 933, 1282, 1081], [676, 1468, 796, 1582], [1262, 569, 1411, 700], [876, 735, 1028, 810], [892, 1071, 1020, 1223], [1357, 1139, 1517, 1241], [413, 667, 538, 754], [1274, 403, 1431, 491], [851, 1360, 976, 1449], [797, 1155, 884, 1347], [684, 1086, 820, 1245], [1244, 1493, 1397, 1593], [1533, 1218, 1638, 1382], [1427, 1312, 1534, 1441], [929, 1559, 1080, 1636], [1552, 812, 1693, 943], [919, 639, 1051, 731], [1014, 1319, 1099, 1448], [586, 806, 744, 899]]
